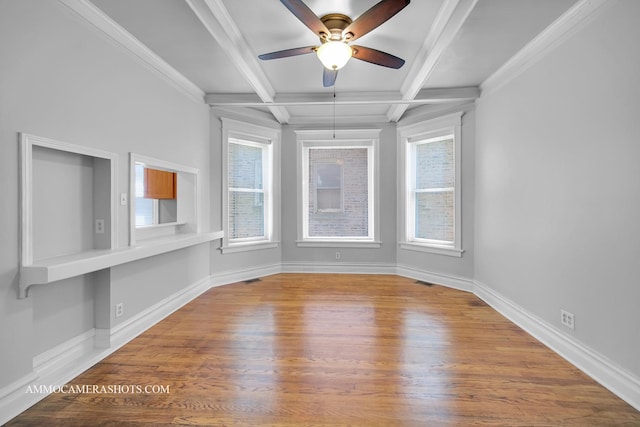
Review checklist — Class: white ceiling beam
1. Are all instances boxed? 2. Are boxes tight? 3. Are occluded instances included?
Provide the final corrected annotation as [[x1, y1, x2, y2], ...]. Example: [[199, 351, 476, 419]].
[[205, 87, 479, 107], [386, 0, 479, 122], [185, 0, 290, 124]]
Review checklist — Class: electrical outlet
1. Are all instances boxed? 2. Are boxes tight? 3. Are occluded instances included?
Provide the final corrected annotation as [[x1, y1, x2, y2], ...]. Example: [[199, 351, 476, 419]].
[[115, 303, 124, 318], [561, 309, 575, 330], [95, 219, 105, 234], [335, 251, 341, 260]]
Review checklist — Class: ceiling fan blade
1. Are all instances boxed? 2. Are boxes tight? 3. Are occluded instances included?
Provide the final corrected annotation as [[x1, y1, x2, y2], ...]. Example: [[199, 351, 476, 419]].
[[323, 68, 338, 87], [343, 0, 410, 42], [258, 46, 316, 60], [280, 0, 329, 37], [352, 45, 405, 69]]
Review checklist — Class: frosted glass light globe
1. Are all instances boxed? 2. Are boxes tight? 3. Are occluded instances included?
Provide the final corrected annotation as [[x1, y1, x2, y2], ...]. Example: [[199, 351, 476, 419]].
[[316, 41, 352, 70]]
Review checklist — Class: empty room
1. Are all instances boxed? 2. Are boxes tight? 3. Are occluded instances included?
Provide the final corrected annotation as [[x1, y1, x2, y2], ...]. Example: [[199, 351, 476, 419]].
[[1, 0, 639, 425]]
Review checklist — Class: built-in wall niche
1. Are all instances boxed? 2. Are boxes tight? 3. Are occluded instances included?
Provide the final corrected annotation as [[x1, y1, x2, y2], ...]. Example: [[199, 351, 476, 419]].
[[18, 137, 221, 299], [20, 133, 117, 266], [129, 153, 199, 245]]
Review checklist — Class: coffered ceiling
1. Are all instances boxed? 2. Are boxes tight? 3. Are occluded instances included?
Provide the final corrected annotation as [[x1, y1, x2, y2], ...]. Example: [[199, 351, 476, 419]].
[[88, 0, 579, 124]]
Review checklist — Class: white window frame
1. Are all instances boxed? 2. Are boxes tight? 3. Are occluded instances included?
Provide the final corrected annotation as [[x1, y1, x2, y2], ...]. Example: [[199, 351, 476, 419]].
[[221, 118, 280, 254], [129, 153, 200, 245], [296, 129, 381, 248], [397, 112, 463, 257]]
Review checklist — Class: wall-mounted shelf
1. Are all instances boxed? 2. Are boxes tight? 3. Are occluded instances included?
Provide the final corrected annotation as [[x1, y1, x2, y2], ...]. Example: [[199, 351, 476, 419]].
[[19, 231, 223, 298]]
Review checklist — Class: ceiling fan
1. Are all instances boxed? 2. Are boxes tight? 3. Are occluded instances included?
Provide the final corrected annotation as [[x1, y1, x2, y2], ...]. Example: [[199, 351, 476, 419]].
[[258, 0, 410, 87]]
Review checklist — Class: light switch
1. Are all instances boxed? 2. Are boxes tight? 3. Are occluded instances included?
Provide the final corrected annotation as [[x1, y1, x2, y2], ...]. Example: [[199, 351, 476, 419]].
[[120, 193, 128, 205]]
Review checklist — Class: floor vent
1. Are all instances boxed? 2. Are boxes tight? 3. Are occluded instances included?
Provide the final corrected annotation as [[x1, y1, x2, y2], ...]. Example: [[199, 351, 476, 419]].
[[244, 278, 261, 284], [415, 280, 435, 287]]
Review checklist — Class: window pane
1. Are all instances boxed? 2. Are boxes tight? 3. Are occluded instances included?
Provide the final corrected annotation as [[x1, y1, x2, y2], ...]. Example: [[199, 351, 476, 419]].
[[415, 191, 454, 242], [308, 148, 368, 237], [415, 139, 454, 189], [229, 191, 265, 239], [135, 163, 146, 198], [229, 143, 263, 189], [316, 163, 341, 188], [135, 197, 154, 227]]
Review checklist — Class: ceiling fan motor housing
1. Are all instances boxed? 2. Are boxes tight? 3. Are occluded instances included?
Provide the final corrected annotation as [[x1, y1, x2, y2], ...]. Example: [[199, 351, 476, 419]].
[[320, 13, 352, 42]]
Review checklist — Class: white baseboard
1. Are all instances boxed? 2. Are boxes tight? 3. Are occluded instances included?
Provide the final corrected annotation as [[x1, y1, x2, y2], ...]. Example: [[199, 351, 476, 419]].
[[3, 268, 638, 425], [281, 261, 396, 275], [0, 274, 218, 425], [474, 280, 640, 412], [210, 263, 282, 286], [108, 276, 213, 349], [396, 264, 474, 292], [32, 329, 97, 374]]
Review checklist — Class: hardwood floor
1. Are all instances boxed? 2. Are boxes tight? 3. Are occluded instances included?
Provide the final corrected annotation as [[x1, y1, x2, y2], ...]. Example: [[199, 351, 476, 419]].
[[7, 274, 639, 426]]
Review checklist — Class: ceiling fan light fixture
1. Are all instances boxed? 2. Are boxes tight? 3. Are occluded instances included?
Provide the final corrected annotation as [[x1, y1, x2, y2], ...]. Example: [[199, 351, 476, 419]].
[[316, 41, 352, 70]]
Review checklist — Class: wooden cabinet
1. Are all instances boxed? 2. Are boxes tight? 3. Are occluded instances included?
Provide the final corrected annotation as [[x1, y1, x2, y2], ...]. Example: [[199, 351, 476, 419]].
[[144, 168, 176, 199]]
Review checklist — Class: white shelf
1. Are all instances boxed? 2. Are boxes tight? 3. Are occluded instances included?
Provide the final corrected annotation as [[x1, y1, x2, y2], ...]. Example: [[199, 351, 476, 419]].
[[19, 231, 223, 298]]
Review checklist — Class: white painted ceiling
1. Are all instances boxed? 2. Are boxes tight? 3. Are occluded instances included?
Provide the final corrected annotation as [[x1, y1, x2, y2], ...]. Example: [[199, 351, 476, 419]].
[[89, 0, 578, 124]]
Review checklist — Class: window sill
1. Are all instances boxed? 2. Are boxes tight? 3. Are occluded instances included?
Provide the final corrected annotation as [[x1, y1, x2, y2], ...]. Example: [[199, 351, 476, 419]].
[[136, 221, 185, 230], [296, 240, 382, 249], [220, 241, 279, 254], [399, 242, 464, 257]]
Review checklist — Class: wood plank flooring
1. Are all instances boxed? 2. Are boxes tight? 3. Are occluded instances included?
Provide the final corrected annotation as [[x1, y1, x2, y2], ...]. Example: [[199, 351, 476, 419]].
[[6, 274, 640, 426]]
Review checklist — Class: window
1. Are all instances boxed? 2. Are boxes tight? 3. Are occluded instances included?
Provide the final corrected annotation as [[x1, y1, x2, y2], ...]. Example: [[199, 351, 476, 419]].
[[398, 112, 463, 257], [129, 153, 200, 245], [228, 139, 268, 241], [134, 163, 177, 227], [296, 129, 380, 247], [221, 118, 280, 253], [315, 162, 342, 212]]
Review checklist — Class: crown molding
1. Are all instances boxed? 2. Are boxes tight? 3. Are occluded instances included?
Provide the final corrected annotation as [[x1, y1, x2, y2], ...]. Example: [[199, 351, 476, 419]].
[[186, 0, 290, 124], [57, 0, 204, 104], [386, 0, 479, 122], [480, 0, 613, 98]]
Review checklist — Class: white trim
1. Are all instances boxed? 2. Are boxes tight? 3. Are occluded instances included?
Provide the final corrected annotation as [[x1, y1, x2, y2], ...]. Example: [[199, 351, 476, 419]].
[[108, 276, 215, 346], [221, 118, 281, 253], [210, 263, 282, 287], [397, 112, 463, 257], [20, 133, 118, 276], [281, 262, 396, 275], [0, 274, 223, 425], [399, 242, 464, 257], [58, 0, 204, 104], [33, 329, 97, 375], [20, 231, 223, 298], [296, 240, 382, 249], [129, 153, 201, 246], [185, 0, 289, 123], [395, 264, 474, 292], [94, 328, 111, 349], [474, 280, 640, 412], [0, 372, 39, 401], [296, 129, 381, 245], [387, 0, 479, 121], [480, 0, 613, 98], [220, 241, 279, 254], [3, 266, 638, 424]]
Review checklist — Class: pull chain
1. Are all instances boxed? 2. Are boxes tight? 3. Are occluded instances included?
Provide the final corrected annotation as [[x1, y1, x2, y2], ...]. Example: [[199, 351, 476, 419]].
[[333, 83, 336, 139]]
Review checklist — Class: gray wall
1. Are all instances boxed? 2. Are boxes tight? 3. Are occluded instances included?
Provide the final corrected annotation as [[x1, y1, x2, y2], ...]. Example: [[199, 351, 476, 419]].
[[396, 107, 476, 280], [0, 0, 211, 388], [281, 124, 399, 266], [475, 0, 640, 377], [209, 110, 282, 275]]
